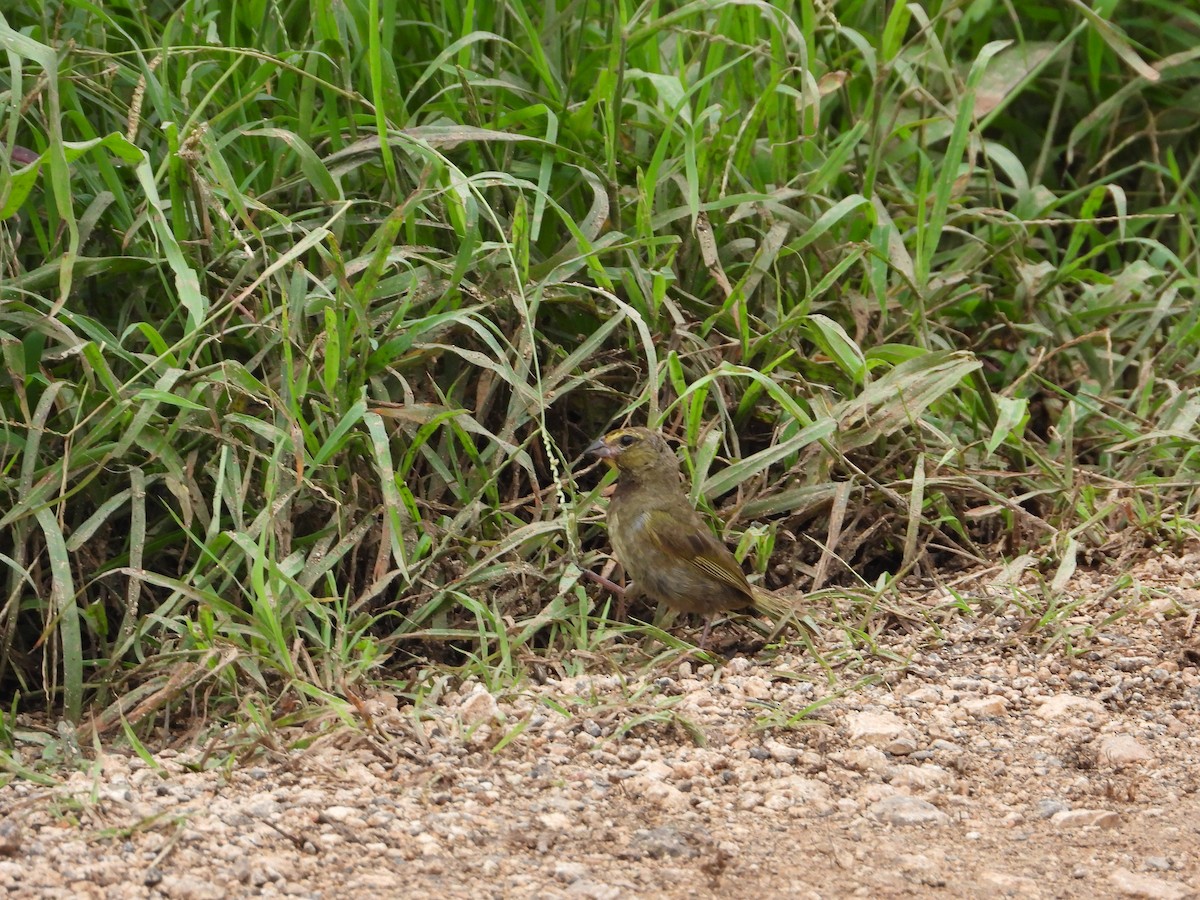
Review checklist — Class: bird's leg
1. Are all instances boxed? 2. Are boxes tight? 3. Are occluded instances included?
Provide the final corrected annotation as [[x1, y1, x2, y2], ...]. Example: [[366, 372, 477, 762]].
[[582, 567, 623, 595], [698, 615, 715, 650], [582, 559, 632, 621], [615, 581, 646, 622]]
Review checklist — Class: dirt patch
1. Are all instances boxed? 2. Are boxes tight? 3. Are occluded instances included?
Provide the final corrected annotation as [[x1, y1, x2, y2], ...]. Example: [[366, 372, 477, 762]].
[[2, 552, 1199, 899]]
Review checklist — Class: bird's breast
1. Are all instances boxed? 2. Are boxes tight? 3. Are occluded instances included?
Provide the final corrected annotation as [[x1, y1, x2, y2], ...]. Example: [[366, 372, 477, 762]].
[[606, 505, 644, 577]]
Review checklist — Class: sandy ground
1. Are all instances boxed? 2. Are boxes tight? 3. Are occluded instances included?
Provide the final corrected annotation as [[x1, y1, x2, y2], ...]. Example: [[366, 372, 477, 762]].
[[2, 551, 1198, 899]]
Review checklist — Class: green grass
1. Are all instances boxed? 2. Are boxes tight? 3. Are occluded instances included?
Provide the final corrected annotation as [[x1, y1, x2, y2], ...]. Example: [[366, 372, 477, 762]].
[[0, 0, 1197, 753]]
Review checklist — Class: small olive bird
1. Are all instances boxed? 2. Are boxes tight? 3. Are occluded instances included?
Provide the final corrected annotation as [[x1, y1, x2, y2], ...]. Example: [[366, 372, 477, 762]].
[[587, 427, 799, 647]]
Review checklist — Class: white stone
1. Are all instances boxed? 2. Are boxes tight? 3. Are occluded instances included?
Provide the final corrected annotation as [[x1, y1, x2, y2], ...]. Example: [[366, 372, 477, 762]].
[[956, 696, 1010, 717], [833, 747, 890, 773], [868, 795, 950, 826], [845, 710, 919, 754], [1050, 809, 1121, 829], [1098, 734, 1153, 767], [628, 778, 689, 812], [458, 686, 503, 726], [1034, 694, 1106, 719], [889, 764, 950, 790], [1108, 867, 1192, 899]]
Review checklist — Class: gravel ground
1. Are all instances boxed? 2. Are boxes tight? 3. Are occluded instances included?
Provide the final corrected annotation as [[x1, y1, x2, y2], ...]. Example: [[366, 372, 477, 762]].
[[2, 551, 1199, 899]]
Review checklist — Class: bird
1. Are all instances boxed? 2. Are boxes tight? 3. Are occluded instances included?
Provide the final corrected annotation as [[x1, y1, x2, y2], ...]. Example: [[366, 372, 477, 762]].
[[585, 426, 799, 647]]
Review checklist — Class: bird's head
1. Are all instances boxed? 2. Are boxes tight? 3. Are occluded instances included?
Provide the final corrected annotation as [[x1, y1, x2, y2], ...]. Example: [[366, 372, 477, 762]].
[[585, 427, 677, 479]]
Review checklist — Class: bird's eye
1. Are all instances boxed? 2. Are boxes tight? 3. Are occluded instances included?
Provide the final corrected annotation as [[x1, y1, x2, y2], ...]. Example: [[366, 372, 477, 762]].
[[618, 434, 636, 447]]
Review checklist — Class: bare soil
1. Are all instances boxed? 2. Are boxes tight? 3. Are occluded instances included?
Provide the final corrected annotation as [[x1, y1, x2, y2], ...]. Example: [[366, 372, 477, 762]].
[[2, 551, 1199, 899]]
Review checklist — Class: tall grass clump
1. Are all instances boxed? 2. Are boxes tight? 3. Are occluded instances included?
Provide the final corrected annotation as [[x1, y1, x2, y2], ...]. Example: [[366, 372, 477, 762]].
[[0, 0, 1196, 733]]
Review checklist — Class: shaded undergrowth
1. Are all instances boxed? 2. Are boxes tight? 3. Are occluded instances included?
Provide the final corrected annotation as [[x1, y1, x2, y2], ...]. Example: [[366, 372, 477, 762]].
[[0, 0, 1197, 750]]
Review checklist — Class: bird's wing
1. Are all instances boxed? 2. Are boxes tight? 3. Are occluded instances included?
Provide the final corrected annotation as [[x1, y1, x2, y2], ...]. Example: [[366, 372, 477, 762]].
[[641, 508, 754, 597]]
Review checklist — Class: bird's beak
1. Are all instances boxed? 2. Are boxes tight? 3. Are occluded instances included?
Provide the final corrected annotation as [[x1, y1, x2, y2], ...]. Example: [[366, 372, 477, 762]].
[[586, 438, 616, 459]]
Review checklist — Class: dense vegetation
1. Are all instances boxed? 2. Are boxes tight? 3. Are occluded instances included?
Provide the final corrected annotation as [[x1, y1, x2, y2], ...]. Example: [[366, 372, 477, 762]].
[[1, 1, 1197, 736]]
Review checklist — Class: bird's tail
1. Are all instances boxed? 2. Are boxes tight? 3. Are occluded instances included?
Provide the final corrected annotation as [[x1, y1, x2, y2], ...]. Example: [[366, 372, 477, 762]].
[[750, 585, 817, 634]]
